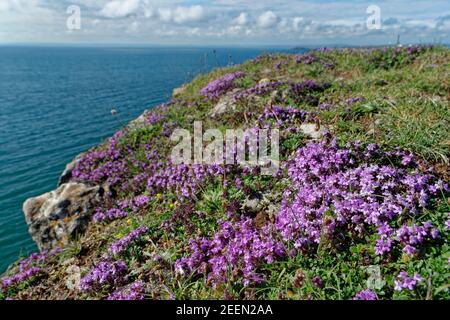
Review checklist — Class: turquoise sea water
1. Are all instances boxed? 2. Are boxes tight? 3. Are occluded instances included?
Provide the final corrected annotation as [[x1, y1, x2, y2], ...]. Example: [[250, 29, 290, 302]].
[[0, 46, 281, 272]]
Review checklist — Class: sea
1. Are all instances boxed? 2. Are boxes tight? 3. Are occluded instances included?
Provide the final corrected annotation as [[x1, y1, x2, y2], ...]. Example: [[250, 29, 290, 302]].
[[0, 46, 291, 273]]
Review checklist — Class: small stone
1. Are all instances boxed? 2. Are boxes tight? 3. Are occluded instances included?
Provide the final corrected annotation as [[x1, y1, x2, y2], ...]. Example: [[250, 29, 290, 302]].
[[299, 123, 328, 140], [209, 89, 239, 117], [173, 85, 187, 97]]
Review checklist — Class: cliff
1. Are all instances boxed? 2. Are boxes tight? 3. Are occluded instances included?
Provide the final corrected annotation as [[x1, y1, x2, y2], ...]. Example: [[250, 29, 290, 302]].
[[1, 46, 449, 300]]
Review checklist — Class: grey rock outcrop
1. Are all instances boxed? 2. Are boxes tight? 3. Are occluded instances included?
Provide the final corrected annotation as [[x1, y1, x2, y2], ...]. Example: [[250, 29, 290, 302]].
[[58, 153, 85, 186], [299, 123, 329, 140], [209, 89, 240, 117], [23, 182, 106, 251]]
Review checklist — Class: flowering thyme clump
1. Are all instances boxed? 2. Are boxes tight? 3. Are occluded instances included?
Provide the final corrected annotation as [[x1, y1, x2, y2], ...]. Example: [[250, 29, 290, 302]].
[[146, 111, 166, 125], [107, 281, 145, 300], [394, 272, 423, 291], [108, 226, 149, 256], [277, 140, 446, 255], [175, 218, 285, 286], [289, 80, 330, 105], [93, 208, 128, 223], [200, 71, 244, 100], [146, 163, 225, 198], [233, 81, 284, 101], [1, 248, 60, 291], [1, 267, 43, 290], [346, 97, 365, 105], [295, 54, 317, 65], [80, 259, 128, 292], [72, 131, 128, 186], [353, 289, 377, 300], [258, 105, 309, 128]]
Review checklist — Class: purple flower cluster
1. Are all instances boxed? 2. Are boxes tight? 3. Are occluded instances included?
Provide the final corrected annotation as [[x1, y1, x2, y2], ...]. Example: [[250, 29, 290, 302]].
[[291, 80, 327, 94], [319, 103, 333, 111], [93, 208, 128, 223], [346, 97, 365, 105], [72, 131, 128, 186], [258, 105, 309, 128], [275, 60, 289, 69], [200, 71, 245, 100], [368, 45, 432, 69], [394, 272, 423, 291], [295, 54, 317, 65], [1, 267, 42, 290], [80, 258, 128, 292], [353, 289, 377, 300], [396, 222, 439, 256], [107, 281, 145, 300], [1, 248, 60, 291], [108, 226, 149, 256], [175, 218, 285, 286], [290, 80, 330, 105], [146, 111, 166, 126], [233, 81, 284, 101], [147, 163, 225, 198], [276, 140, 446, 255]]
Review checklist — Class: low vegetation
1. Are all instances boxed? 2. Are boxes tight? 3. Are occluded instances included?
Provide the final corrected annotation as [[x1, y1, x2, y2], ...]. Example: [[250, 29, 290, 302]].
[[1, 45, 449, 300]]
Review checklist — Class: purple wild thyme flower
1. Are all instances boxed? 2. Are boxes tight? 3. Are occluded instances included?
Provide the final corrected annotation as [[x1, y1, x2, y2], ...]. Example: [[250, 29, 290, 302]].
[[79, 258, 128, 292], [108, 226, 149, 256], [93, 208, 128, 223], [233, 81, 284, 101], [1, 267, 43, 290], [346, 97, 365, 105], [200, 71, 244, 101], [353, 289, 377, 300], [276, 140, 445, 256], [107, 281, 146, 300], [175, 218, 285, 286], [394, 272, 423, 291]]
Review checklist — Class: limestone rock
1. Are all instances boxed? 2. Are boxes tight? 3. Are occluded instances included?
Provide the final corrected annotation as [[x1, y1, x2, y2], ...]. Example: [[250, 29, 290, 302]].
[[127, 111, 147, 129], [58, 153, 85, 186], [173, 85, 187, 97], [299, 123, 328, 140], [23, 182, 105, 251], [209, 89, 239, 117]]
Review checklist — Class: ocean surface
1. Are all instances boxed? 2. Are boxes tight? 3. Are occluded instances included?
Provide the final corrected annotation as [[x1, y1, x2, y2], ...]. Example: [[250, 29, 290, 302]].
[[0, 46, 284, 273]]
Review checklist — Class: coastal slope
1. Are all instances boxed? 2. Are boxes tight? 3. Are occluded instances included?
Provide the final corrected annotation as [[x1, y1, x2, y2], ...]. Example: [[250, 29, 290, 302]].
[[1, 46, 449, 300]]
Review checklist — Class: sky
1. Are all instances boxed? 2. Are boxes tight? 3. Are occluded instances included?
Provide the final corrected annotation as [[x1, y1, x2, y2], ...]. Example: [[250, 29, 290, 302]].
[[0, 0, 449, 46]]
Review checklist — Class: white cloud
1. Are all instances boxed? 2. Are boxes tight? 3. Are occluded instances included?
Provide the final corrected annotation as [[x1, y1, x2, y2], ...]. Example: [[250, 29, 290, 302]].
[[1, 0, 449, 45], [234, 12, 248, 26], [100, 0, 140, 18], [157, 5, 205, 24], [0, 0, 43, 13], [257, 11, 277, 28], [158, 8, 172, 22], [143, 6, 153, 18], [292, 17, 305, 31], [173, 5, 204, 24]]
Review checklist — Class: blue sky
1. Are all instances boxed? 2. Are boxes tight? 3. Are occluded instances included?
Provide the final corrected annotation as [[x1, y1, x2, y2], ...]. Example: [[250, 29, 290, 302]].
[[0, 0, 449, 45]]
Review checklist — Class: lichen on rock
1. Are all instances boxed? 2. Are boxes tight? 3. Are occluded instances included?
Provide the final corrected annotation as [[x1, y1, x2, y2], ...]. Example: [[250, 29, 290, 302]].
[[23, 182, 107, 251]]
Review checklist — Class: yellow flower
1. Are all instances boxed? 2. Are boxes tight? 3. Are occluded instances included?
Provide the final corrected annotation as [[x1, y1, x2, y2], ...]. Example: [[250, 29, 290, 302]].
[[287, 290, 295, 298], [156, 193, 163, 199], [169, 203, 175, 209], [116, 233, 124, 239], [126, 218, 132, 225]]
